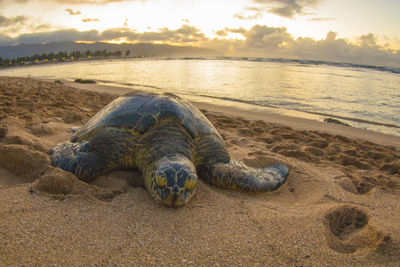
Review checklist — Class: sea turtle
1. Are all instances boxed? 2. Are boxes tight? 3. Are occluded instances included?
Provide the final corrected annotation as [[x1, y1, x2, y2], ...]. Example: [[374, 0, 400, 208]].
[[50, 91, 289, 207]]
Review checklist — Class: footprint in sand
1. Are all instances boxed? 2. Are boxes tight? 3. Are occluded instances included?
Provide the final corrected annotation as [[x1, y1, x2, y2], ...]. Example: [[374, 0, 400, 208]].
[[324, 205, 390, 254], [335, 175, 374, 195]]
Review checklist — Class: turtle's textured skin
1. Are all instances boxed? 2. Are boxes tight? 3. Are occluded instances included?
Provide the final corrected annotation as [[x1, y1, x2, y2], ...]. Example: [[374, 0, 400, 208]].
[[50, 91, 289, 207]]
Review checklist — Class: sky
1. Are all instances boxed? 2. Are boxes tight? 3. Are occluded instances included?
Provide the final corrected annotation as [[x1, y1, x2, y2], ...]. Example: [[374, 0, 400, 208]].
[[0, 0, 399, 66]]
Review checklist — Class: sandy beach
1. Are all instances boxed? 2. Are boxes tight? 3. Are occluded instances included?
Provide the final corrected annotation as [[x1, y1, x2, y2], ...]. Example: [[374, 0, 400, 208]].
[[0, 76, 399, 266]]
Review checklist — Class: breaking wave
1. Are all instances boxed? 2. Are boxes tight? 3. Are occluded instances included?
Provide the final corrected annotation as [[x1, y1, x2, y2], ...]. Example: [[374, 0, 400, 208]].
[[184, 57, 400, 75]]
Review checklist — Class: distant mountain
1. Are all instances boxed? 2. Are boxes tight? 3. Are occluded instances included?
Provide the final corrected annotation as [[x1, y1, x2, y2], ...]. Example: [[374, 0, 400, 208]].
[[0, 42, 223, 59]]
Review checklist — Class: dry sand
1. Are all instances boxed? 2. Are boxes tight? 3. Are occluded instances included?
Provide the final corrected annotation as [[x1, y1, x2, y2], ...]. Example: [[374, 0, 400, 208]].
[[0, 77, 399, 266]]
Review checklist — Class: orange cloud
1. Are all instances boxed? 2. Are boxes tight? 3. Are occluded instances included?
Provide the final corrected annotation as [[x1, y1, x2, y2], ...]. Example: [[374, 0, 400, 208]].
[[82, 18, 100, 22], [65, 8, 81, 15], [1, 24, 399, 68], [1, 0, 144, 5], [0, 15, 29, 27]]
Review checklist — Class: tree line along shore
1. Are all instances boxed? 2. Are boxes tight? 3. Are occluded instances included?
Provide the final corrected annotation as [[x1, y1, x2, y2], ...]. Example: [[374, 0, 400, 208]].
[[0, 49, 140, 68]]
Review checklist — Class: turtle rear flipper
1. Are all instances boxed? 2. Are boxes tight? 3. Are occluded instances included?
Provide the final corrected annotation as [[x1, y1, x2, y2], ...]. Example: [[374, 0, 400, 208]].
[[50, 141, 108, 182], [202, 160, 289, 192]]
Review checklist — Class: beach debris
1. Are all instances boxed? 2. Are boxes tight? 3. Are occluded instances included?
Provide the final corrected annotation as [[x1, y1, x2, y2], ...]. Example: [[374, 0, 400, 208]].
[[74, 78, 96, 84], [50, 91, 289, 207], [324, 118, 351, 126]]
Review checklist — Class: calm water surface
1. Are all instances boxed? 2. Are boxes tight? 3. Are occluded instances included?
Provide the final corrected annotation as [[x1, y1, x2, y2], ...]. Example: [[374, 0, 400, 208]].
[[1, 58, 399, 136]]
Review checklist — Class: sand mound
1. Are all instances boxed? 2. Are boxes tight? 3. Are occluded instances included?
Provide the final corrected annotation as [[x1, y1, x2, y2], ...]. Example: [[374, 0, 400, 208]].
[[31, 167, 78, 195], [31, 167, 129, 201], [2, 121, 47, 152], [0, 144, 49, 182]]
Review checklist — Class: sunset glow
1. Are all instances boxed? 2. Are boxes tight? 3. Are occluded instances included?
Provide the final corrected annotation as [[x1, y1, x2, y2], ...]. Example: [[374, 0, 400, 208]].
[[0, 0, 399, 66]]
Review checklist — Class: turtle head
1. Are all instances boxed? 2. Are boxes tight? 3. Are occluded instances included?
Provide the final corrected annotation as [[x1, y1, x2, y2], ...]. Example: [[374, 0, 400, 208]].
[[146, 155, 198, 207]]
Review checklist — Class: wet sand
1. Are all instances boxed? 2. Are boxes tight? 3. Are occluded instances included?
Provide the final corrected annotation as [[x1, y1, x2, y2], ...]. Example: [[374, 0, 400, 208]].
[[0, 77, 399, 266]]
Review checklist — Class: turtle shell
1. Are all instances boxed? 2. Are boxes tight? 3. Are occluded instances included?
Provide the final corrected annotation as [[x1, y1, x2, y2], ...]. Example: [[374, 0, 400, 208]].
[[72, 90, 221, 142]]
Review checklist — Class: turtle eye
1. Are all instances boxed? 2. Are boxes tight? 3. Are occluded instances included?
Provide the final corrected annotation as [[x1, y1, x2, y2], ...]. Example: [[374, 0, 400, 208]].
[[184, 177, 196, 191], [155, 173, 167, 187]]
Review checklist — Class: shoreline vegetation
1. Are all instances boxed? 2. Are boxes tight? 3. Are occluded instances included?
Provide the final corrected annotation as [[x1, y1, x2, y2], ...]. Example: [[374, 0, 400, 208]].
[[0, 77, 399, 265], [0, 49, 138, 69]]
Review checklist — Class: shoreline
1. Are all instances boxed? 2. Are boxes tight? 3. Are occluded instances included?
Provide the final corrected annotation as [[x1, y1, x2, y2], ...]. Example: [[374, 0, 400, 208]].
[[1, 58, 400, 137], [2, 55, 400, 74], [59, 78, 400, 149]]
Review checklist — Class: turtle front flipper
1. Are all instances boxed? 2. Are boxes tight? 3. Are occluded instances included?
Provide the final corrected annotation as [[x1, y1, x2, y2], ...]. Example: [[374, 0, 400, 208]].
[[50, 141, 108, 182], [200, 160, 289, 192]]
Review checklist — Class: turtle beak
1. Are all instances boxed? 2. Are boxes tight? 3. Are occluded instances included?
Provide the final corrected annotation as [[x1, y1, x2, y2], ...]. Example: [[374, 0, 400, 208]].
[[160, 187, 190, 207]]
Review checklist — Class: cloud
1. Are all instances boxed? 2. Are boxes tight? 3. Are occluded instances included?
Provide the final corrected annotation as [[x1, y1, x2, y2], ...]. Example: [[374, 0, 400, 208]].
[[60, 0, 137, 3], [204, 25, 400, 67], [287, 32, 400, 66], [129, 25, 207, 43], [215, 27, 248, 37], [358, 33, 377, 47], [243, 25, 292, 48], [88, 25, 205, 43], [0, 14, 52, 38], [0, 0, 28, 5], [249, 0, 322, 18], [1, 0, 144, 6], [308, 17, 335, 22], [96, 24, 207, 43], [0, 15, 29, 27], [7, 0, 143, 4], [215, 30, 227, 37], [233, 12, 263, 20], [1, 24, 206, 45], [1, 24, 399, 67], [14, 29, 102, 44], [65, 8, 81, 15], [82, 18, 100, 22]]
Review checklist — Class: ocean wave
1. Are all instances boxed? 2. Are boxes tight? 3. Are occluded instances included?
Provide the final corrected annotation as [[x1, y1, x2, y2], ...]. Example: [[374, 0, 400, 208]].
[[178, 56, 400, 75], [96, 79, 163, 90], [197, 94, 400, 129], [212, 57, 400, 75]]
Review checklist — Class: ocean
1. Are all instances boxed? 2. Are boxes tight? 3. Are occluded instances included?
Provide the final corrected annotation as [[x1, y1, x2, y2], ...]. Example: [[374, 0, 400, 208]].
[[1, 57, 399, 137]]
